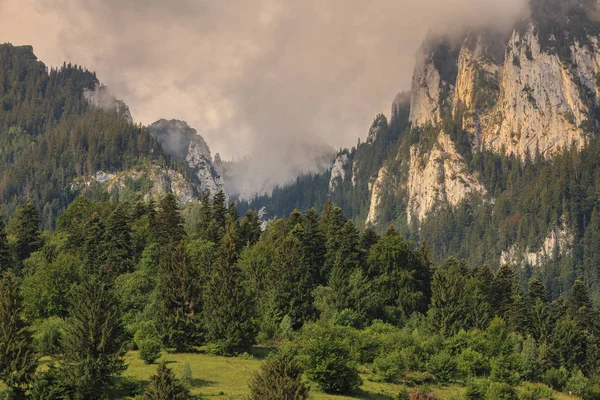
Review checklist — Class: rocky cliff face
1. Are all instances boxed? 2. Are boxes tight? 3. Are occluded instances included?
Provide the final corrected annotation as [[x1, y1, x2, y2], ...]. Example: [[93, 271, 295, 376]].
[[148, 119, 226, 198], [83, 83, 133, 123], [409, 1, 600, 159], [329, 153, 349, 194]]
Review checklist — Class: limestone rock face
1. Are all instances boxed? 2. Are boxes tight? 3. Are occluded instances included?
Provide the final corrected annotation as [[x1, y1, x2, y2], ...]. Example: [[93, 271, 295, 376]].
[[83, 83, 133, 123], [409, 48, 444, 127], [329, 153, 350, 194], [500, 222, 573, 267], [148, 119, 226, 199], [366, 165, 390, 227], [406, 133, 486, 225]]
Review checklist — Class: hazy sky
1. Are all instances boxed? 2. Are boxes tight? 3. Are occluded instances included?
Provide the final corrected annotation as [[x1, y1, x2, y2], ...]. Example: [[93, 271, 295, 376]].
[[0, 0, 528, 193]]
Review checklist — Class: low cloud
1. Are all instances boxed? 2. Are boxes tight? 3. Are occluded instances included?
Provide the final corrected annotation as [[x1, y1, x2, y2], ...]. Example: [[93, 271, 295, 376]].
[[0, 0, 529, 195]]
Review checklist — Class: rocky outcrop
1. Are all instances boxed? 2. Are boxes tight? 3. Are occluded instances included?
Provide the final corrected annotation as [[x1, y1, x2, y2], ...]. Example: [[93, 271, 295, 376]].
[[500, 223, 574, 267], [149, 119, 226, 198], [329, 153, 350, 194], [366, 165, 390, 226], [72, 164, 198, 204], [83, 83, 133, 122], [407, 133, 486, 225], [409, 47, 444, 127]]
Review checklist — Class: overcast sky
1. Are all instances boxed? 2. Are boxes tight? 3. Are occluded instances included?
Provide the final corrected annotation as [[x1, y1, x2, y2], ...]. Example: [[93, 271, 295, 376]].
[[0, 0, 528, 193]]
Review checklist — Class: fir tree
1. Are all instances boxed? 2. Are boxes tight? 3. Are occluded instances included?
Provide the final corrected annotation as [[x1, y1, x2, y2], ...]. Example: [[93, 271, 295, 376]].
[[0, 273, 37, 394], [204, 232, 255, 355], [239, 210, 262, 247], [104, 203, 133, 274], [195, 192, 212, 240], [153, 194, 185, 247], [142, 362, 190, 400], [155, 243, 202, 352], [58, 278, 126, 399], [492, 264, 517, 318], [247, 351, 310, 400], [14, 201, 42, 262], [429, 257, 470, 336], [0, 219, 12, 273], [81, 213, 106, 273], [300, 208, 326, 286], [208, 190, 228, 243]]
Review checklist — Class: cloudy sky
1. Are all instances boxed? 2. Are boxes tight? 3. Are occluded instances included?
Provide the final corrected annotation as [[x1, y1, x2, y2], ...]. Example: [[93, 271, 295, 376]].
[[0, 0, 528, 193]]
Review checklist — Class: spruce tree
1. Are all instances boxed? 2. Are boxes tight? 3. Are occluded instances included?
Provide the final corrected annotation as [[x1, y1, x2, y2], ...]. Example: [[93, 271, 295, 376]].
[[247, 351, 310, 400], [153, 194, 185, 247], [142, 362, 190, 400], [58, 278, 126, 399], [104, 203, 133, 274], [81, 213, 106, 273], [0, 219, 12, 273], [195, 192, 212, 240], [208, 190, 228, 243], [429, 257, 470, 336], [204, 231, 255, 355], [155, 243, 202, 352], [0, 273, 37, 394], [492, 264, 517, 318], [14, 201, 42, 262], [300, 208, 326, 286], [239, 210, 262, 247]]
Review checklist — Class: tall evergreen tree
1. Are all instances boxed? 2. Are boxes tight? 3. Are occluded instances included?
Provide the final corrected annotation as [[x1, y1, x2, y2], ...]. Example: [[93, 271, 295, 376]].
[[155, 243, 202, 352], [0, 273, 37, 395], [239, 210, 262, 247], [104, 203, 133, 274], [81, 213, 106, 273], [58, 278, 126, 399], [153, 194, 185, 247], [208, 190, 228, 243], [0, 219, 12, 273], [196, 192, 212, 240], [203, 232, 255, 355], [492, 264, 517, 318], [14, 201, 42, 262], [429, 257, 470, 336]]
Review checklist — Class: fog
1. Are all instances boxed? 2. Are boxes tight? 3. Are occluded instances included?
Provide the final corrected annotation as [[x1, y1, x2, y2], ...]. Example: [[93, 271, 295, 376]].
[[0, 0, 529, 196]]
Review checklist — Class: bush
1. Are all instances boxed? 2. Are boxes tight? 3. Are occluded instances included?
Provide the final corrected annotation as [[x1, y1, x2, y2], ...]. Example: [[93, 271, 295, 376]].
[[26, 369, 67, 400], [516, 382, 554, 400], [485, 382, 518, 400], [542, 367, 569, 391], [566, 369, 589, 397], [33, 317, 66, 356], [490, 355, 521, 385], [426, 350, 456, 383], [458, 349, 489, 377], [397, 387, 410, 400], [298, 324, 362, 394], [247, 351, 310, 400], [409, 387, 438, 400], [138, 338, 162, 364], [373, 351, 405, 382], [142, 362, 190, 400], [464, 378, 490, 400]]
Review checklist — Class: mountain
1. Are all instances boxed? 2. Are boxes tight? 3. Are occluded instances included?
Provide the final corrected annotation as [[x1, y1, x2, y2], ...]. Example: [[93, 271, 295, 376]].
[[244, 0, 600, 298], [0, 43, 225, 227]]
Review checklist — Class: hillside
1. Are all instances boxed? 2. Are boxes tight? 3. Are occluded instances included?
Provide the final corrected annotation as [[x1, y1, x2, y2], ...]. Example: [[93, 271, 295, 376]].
[[243, 0, 600, 302]]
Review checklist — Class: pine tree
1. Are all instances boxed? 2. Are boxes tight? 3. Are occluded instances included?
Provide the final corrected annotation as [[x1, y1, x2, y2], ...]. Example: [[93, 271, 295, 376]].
[[0, 273, 37, 394], [153, 194, 185, 247], [142, 362, 190, 400], [0, 219, 12, 273], [204, 232, 255, 355], [239, 210, 262, 247], [58, 278, 126, 399], [14, 201, 42, 262], [247, 351, 310, 400], [155, 243, 202, 352], [104, 203, 133, 274]]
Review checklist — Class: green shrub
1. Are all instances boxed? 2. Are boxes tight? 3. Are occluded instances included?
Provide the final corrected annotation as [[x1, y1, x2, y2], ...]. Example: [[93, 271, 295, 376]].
[[542, 367, 569, 391], [426, 350, 456, 383], [490, 355, 521, 385], [517, 382, 555, 400], [566, 369, 589, 397], [464, 378, 490, 400], [298, 324, 362, 394], [138, 339, 162, 365], [373, 351, 405, 382], [485, 382, 518, 400], [397, 387, 410, 400], [247, 351, 310, 400], [142, 362, 190, 400], [458, 348, 489, 377], [33, 317, 66, 356]]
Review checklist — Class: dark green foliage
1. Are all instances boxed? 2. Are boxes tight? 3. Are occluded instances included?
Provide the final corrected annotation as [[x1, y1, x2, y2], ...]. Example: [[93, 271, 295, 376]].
[[153, 194, 185, 247], [0, 220, 11, 273], [239, 210, 262, 247], [298, 323, 362, 394], [104, 203, 134, 274], [425, 350, 456, 383], [141, 362, 190, 400], [138, 339, 162, 365], [0, 273, 37, 392], [203, 232, 255, 355], [58, 278, 126, 399], [154, 243, 202, 352], [484, 382, 518, 400], [246, 351, 310, 400], [13, 201, 42, 263]]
